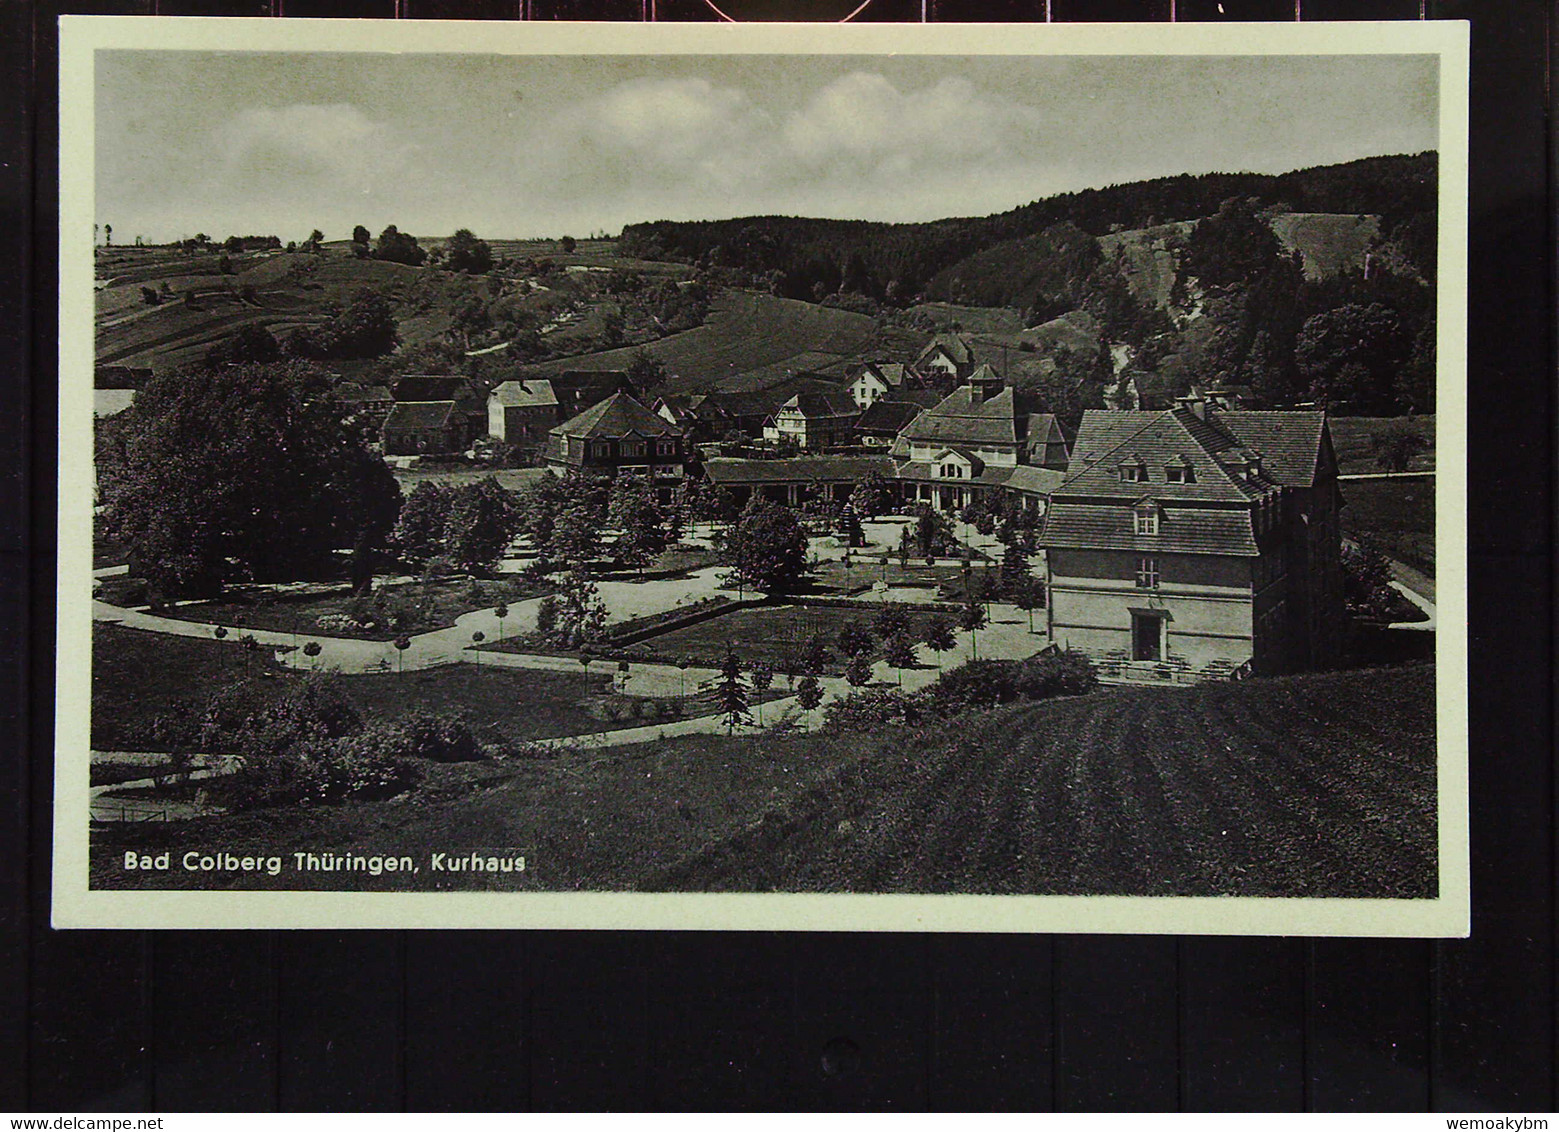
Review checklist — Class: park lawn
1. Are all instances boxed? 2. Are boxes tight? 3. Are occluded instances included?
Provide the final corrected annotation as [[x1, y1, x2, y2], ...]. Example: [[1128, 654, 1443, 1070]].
[[90, 662, 1437, 897], [122, 577, 550, 642], [624, 602, 955, 675], [1341, 476, 1436, 575], [1329, 415, 1436, 476], [90, 623, 692, 754]]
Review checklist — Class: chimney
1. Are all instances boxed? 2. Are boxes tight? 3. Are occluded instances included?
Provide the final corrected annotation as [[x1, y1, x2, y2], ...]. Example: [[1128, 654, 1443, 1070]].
[[1175, 393, 1207, 420]]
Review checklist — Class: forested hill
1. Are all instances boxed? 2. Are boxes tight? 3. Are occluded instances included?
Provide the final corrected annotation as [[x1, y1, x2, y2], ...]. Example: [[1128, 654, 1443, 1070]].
[[618, 152, 1436, 307]]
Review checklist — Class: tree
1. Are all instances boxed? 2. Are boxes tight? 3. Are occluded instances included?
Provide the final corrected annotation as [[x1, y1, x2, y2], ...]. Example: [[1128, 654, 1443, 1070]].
[[560, 235, 577, 254], [393, 635, 411, 675], [308, 228, 325, 250], [97, 362, 401, 598], [958, 598, 987, 659], [626, 348, 669, 398], [795, 673, 824, 721], [883, 634, 917, 686], [914, 504, 951, 558], [849, 470, 892, 519], [445, 228, 493, 275], [352, 225, 371, 247], [803, 632, 833, 676], [844, 653, 874, 689], [1000, 541, 1030, 596], [713, 647, 751, 735], [836, 622, 875, 659], [552, 568, 608, 647], [204, 323, 281, 368], [373, 225, 428, 267], [923, 617, 956, 669], [1371, 424, 1429, 473], [606, 476, 669, 574], [1182, 197, 1284, 289], [1297, 303, 1407, 413], [444, 478, 520, 575], [103, 223, 112, 246], [493, 602, 509, 644], [390, 482, 450, 569], [749, 660, 774, 725], [1342, 540, 1398, 620], [1013, 575, 1042, 633], [721, 497, 808, 594], [874, 604, 910, 641], [302, 640, 323, 669]]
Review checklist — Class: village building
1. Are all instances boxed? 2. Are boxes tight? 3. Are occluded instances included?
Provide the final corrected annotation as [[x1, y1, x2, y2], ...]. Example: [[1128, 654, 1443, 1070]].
[[853, 400, 925, 448], [914, 332, 979, 380], [546, 391, 687, 499], [382, 400, 466, 456], [891, 377, 1069, 514], [762, 391, 861, 451], [702, 454, 897, 511], [329, 382, 394, 430], [534, 370, 638, 420], [846, 362, 955, 410], [655, 390, 776, 443], [1040, 399, 1343, 683], [487, 379, 559, 456]]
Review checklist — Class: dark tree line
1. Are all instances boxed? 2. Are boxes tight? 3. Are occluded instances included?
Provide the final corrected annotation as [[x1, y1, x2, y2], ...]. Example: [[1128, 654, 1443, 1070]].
[[619, 152, 1437, 308]]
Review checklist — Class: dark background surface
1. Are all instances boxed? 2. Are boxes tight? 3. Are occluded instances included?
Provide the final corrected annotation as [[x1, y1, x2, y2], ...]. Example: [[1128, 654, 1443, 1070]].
[[2, 0, 1552, 1111]]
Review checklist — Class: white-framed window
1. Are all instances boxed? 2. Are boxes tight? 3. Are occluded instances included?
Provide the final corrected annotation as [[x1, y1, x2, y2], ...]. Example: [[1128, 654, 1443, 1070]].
[[1134, 505, 1160, 536], [657, 439, 677, 457], [622, 439, 646, 458], [592, 440, 611, 459], [1119, 463, 1147, 483], [1136, 556, 1160, 589]]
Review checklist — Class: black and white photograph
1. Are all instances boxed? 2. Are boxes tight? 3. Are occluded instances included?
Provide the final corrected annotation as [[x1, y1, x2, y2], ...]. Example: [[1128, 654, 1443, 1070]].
[[56, 18, 1468, 933]]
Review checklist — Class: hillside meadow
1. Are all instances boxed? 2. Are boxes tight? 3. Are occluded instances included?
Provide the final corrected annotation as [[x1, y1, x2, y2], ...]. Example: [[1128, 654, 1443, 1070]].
[[93, 663, 1437, 899]]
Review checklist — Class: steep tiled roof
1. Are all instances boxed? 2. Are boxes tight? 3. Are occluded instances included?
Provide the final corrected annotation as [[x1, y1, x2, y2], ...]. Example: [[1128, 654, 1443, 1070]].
[[704, 455, 895, 485], [1025, 414, 1071, 469], [392, 375, 477, 403], [783, 392, 860, 419], [490, 379, 558, 408], [1058, 409, 1281, 503], [331, 382, 392, 403], [384, 401, 457, 430], [551, 391, 680, 440], [915, 332, 975, 369], [1210, 410, 1329, 487], [1003, 465, 1067, 496], [900, 387, 1026, 449], [1042, 500, 1260, 556], [855, 400, 924, 434]]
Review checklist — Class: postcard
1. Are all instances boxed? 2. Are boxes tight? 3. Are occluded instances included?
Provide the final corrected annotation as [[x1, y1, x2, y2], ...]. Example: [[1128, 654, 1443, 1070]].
[[56, 16, 1469, 933]]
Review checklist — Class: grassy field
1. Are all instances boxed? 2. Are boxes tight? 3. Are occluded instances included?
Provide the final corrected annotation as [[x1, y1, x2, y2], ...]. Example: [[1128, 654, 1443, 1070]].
[[1329, 415, 1436, 475], [91, 622, 688, 754], [1341, 476, 1435, 575], [90, 662, 1437, 896], [524, 290, 882, 394]]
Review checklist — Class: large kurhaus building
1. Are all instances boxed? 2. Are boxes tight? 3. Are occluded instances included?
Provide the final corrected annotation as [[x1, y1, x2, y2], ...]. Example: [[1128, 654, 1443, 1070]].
[[545, 391, 688, 501], [1040, 401, 1343, 681]]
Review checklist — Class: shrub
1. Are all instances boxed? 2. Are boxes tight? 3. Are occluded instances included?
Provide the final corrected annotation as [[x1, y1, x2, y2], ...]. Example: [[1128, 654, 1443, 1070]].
[[399, 710, 484, 762], [1016, 650, 1098, 698]]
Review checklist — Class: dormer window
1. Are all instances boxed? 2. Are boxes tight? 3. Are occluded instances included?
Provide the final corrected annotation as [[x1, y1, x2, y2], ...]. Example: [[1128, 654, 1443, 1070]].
[[1118, 460, 1148, 483], [1134, 501, 1161, 536], [1165, 458, 1194, 484]]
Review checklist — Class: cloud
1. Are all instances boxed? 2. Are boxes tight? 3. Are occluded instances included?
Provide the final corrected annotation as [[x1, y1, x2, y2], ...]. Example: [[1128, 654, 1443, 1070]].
[[781, 72, 1046, 173], [522, 70, 1057, 226], [215, 103, 413, 196]]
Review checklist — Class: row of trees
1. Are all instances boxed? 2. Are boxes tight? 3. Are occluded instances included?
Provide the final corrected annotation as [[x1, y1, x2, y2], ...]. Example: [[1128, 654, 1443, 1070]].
[[391, 478, 521, 576]]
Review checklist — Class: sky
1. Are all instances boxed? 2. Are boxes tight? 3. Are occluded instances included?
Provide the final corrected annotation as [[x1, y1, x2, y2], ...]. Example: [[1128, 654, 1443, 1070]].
[[95, 51, 1438, 245]]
